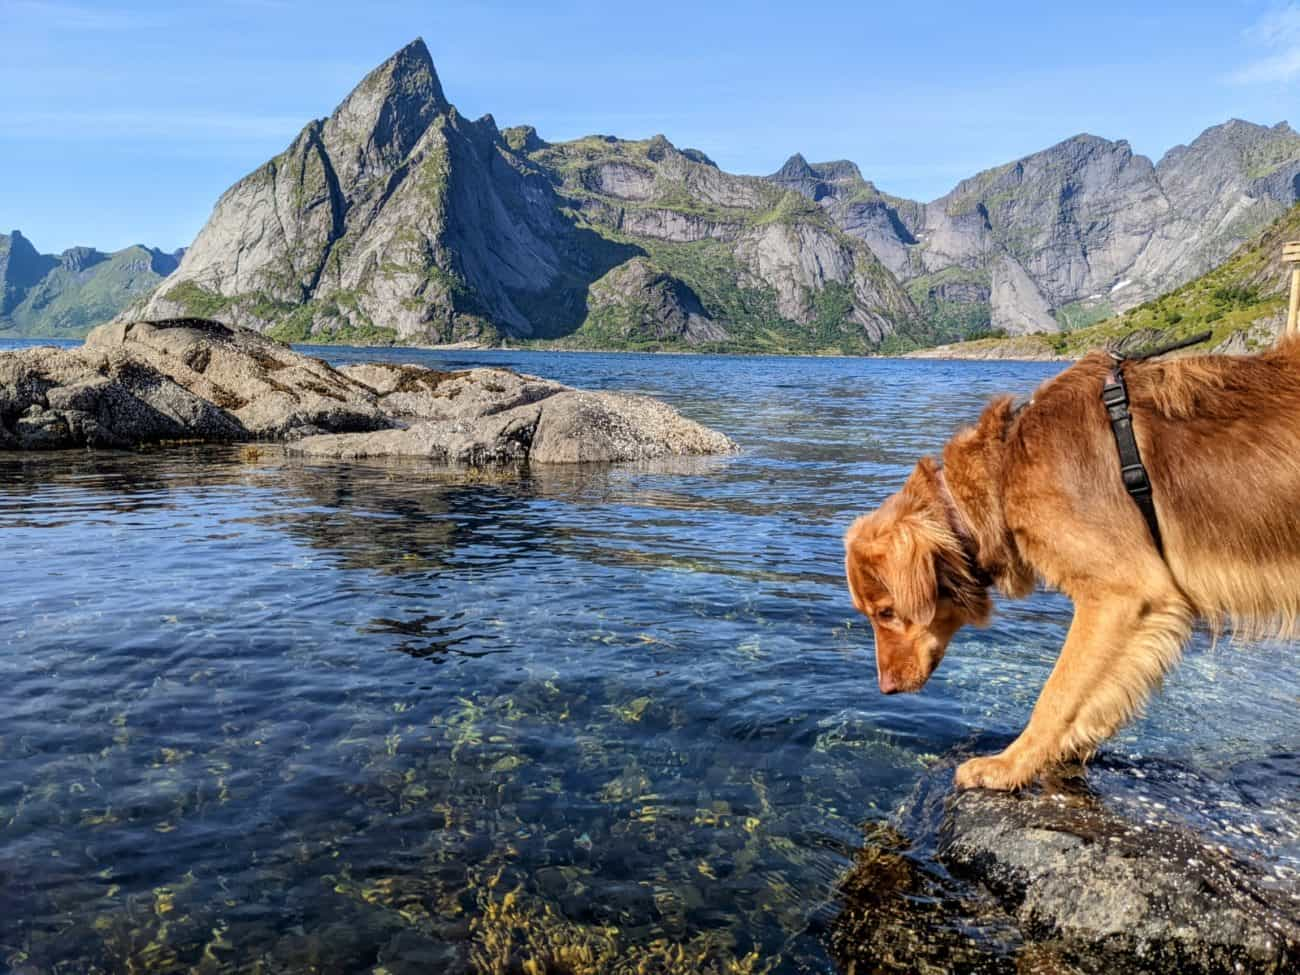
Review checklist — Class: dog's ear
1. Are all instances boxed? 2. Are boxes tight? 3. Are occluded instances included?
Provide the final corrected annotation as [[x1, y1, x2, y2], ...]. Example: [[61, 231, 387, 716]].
[[845, 459, 943, 626], [882, 460, 942, 626], [880, 518, 938, 627]]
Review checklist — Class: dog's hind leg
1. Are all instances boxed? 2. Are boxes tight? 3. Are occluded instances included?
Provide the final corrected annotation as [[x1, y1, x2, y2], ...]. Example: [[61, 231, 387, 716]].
[[954, 588, 1193, 791]]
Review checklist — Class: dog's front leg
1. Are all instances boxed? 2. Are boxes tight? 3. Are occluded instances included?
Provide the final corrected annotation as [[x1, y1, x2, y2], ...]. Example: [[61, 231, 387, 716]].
[[955, 591, 1191, 791]]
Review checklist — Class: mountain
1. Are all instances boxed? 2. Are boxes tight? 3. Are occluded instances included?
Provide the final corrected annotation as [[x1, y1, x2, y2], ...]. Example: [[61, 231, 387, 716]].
[[773, 121, 1300, 340], [129, 39, 920, 353], [909, 200, 1300, 360], [0, 231, 182, 338], [107, 39, 1300, 353]]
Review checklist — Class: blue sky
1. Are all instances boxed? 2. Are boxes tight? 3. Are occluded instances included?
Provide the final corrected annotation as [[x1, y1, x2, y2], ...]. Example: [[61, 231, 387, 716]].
[[3, 0, 1299, 253]]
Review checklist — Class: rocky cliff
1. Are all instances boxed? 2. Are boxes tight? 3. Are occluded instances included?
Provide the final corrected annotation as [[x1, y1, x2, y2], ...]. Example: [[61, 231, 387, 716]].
[[0, 231, 181, 338], [775, 121, 1300, 340], [128, 40, 919, 354], [908, 198, 1300, 360]]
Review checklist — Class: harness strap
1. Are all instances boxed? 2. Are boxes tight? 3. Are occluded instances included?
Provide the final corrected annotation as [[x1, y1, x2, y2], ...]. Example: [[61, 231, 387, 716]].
[[1101, 363, 1163, 555], [1098, 329, 1212, 557]]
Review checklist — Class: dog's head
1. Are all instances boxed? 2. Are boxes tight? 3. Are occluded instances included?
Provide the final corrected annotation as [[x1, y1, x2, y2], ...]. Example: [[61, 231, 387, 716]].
[[843, 458, 992, 694]]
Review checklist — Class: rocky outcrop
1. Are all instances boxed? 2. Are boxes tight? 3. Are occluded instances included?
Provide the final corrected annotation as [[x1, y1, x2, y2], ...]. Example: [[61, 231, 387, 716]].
[[0, 231, 57, 316], [0, 318, 734, 462], [126, 40, 582, 346], [0, 230, 182, 338], [767, 156, 923, 279], [290, 365, 735, 464], [989, 255, 1058, 334], [865, 755, 1300, 974], [584, 258, 727, 344], [912, 194, 1300, 359], [1142, 120, 1300, 286], [104, 38, 1299, 352]]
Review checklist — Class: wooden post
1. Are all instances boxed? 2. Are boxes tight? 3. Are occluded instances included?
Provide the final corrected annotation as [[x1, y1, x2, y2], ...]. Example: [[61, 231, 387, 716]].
[[1284, 241, 1300, 337]]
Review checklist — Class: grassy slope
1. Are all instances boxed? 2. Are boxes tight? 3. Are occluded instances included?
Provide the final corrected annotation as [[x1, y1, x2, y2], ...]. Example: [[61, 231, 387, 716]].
[[911, 201, 1300, 359], [0, 247, 173, 338]]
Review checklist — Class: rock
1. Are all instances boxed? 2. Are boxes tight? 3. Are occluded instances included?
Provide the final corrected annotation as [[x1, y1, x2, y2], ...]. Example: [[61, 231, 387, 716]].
[[828, 823, 1030, 974], [85, 318, 390, 438], [288, 369, 736, 464], [989, 255, 1059, 334], [0, 319, 735, 462], [0, 341, 244, 447], [108, 39, 920, 353], [889, 755, 1300, 974], [529, 390, 734, 462], [15, 405, 73, 449]]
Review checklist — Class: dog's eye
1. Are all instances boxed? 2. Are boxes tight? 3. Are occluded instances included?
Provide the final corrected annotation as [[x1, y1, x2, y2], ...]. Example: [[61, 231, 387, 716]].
[[877, 607, 895, 621]]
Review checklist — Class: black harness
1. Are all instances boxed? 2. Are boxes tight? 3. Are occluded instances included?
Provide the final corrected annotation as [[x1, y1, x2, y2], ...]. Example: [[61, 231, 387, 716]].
[[1100, 330, 1212, 556]]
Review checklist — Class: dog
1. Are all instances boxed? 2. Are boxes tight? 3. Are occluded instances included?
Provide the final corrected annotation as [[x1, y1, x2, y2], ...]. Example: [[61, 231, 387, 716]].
[[844, 338, 1300, 791]]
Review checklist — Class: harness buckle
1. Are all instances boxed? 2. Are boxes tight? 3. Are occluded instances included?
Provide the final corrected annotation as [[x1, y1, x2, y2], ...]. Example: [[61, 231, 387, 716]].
[[1120, 463, 1151, 494]]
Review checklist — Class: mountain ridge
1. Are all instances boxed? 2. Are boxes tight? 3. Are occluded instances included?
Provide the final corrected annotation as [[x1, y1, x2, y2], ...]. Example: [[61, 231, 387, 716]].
[[13, 38, 1300, 352], [0, 230, 183, 338], [907, 198, 1300, 360], [126, 39, 922, 353]]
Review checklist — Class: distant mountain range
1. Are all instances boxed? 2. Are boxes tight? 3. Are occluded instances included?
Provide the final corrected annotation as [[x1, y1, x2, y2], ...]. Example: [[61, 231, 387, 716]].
[[18, 38, 1300, 352], [0, 231, 182, 338], [910, 196, 1300, 359]]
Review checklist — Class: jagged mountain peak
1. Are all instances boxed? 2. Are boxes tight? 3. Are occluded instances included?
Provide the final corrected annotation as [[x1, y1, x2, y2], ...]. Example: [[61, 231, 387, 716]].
[[1033, 132, 1132, 160], [1157, 118, 1299, 169], [59, 246, 105, 272], [771, 153, 813, 179], [679, 147, 717, 167], [768, 155, 871, 205], [321, 38, 449, 178]]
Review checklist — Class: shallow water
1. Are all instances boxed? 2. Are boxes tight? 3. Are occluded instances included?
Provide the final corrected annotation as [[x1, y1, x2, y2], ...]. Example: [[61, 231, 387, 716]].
[[1, 345, 1297, 972]]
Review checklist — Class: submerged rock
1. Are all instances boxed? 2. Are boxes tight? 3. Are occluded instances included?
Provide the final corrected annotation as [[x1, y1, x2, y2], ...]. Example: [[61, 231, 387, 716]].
[[0, 318, 736, 463], [879, 755, 1300, 975]]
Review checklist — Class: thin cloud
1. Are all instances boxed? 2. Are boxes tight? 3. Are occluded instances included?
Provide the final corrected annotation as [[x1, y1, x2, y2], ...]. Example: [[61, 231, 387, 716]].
[[1228, 2, 1300, 84]]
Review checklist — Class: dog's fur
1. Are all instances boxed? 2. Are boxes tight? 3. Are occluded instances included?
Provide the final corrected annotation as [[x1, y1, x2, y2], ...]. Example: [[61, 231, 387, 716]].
[[844, 338, 1300, 791]]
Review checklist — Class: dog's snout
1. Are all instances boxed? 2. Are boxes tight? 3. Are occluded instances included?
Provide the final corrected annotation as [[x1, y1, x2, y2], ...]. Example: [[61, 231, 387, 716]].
[[878, 672, 901, 694]]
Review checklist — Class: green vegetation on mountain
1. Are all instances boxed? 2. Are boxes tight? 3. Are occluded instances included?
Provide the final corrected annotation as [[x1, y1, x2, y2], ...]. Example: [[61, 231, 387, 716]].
[[1054, 204, 1296, 354], [0, 233, 181, 338]]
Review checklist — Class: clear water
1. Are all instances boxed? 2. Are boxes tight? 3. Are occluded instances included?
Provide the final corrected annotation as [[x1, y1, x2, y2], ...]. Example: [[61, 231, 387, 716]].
[[2, 343, 1296, 973]]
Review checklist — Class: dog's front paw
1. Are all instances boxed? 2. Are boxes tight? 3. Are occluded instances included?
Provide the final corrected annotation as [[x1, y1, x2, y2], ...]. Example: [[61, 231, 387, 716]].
[[954, 753, 1035, 791]]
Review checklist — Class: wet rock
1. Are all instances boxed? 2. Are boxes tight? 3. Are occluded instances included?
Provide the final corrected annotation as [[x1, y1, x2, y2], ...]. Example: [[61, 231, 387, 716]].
[[15, 405, 73, 448], [890, 755, 1300, 975], [0, 319, 736, 463], [378, 929, 462, 973]]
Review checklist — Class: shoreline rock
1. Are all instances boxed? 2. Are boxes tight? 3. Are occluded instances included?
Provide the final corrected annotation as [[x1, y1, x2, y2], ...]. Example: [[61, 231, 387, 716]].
[[864, 754, 1300, 974], [0, 319, 737, 464]]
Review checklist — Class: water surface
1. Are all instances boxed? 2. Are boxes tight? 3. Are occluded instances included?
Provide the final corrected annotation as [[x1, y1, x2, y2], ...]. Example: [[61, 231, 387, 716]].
[[2, 345, 1296, 972]]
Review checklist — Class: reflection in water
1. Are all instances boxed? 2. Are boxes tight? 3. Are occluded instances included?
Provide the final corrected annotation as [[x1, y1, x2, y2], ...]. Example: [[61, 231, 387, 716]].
[[1, 348, 1296, 972]]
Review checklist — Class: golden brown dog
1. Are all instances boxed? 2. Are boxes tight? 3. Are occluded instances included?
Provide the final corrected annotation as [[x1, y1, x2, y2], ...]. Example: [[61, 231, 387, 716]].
[[844, 338, 1300, 791]]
